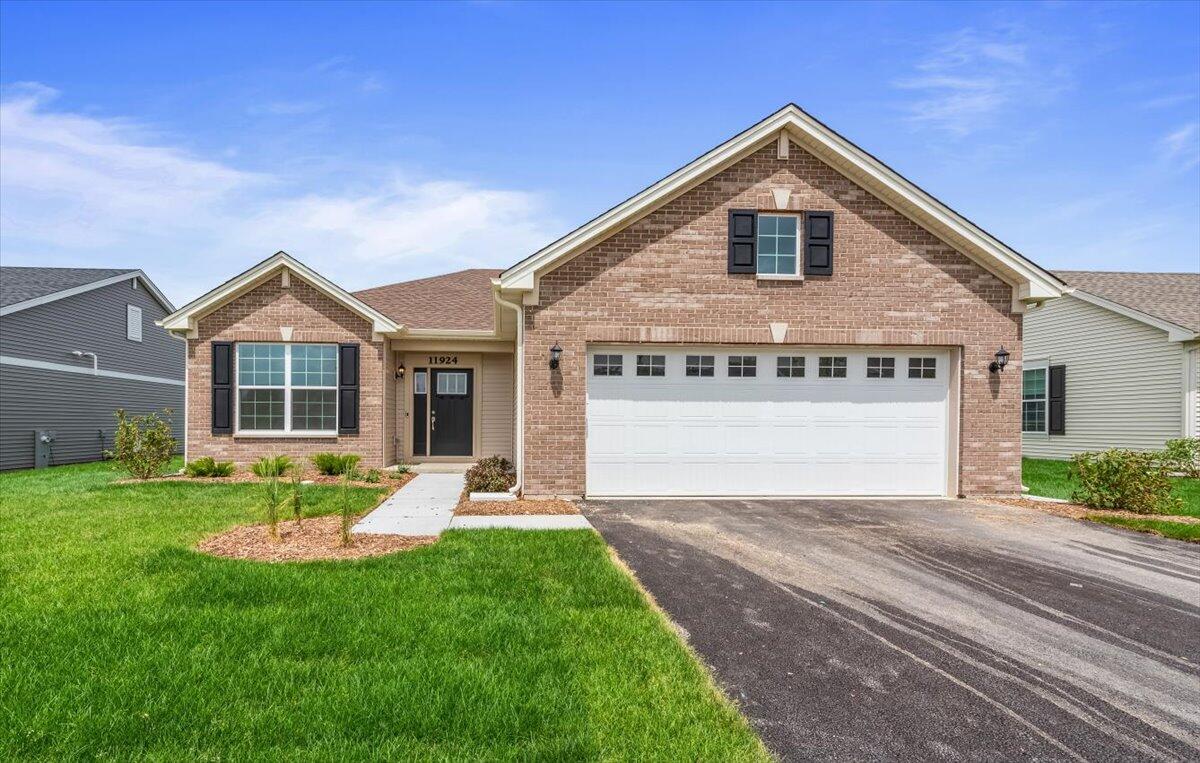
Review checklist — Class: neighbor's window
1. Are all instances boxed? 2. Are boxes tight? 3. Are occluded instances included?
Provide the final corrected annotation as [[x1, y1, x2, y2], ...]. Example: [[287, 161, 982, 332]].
[[728, 355, 757, 377], [867, 357, 895, 379], [593, 354, 623, 376], [756, 215, 799, 276], [237, 343, 338, 433], [1022, 368, 1047, 433], [685, 355, 714, 377], [636, 354, 666, 377], [818, 356, 847, 378], [777, 356, 805, 378], [908, 357, 937, 379]]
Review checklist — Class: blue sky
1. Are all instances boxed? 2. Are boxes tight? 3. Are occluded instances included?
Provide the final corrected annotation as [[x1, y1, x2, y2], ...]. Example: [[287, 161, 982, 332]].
[[1, 1, 1197, 304]]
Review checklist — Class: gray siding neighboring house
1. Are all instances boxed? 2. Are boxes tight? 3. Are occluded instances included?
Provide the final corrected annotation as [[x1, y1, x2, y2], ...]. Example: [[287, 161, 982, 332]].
[[0, 268, 184, 470], [1022, 270, 1199, 460]]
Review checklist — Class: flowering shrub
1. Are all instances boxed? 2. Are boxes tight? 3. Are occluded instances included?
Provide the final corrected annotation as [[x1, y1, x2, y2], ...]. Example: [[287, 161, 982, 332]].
[[1069, 449, 1181, 515]]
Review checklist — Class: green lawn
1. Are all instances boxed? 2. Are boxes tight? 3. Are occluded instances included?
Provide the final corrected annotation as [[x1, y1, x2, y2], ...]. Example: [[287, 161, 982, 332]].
[[0, 461, 766, 761], [1023, 457, 1200, 542]]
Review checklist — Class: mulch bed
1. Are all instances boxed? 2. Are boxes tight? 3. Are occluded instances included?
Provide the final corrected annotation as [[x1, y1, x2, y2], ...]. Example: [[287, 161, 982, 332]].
[[989, 497, 1200, 525], [196, 515, 436, 562], [455, 497, 580, 516], [117, 471, 416, 490]]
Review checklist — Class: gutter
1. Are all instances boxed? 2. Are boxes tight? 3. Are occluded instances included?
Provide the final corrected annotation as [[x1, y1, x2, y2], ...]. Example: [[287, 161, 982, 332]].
[[493, 285, 524, 495]]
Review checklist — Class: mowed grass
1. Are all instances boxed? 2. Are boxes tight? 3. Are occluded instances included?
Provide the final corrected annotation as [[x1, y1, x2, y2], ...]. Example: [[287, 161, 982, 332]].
[[0, 461, 766, 761], [1023, 457, 1200, 542]]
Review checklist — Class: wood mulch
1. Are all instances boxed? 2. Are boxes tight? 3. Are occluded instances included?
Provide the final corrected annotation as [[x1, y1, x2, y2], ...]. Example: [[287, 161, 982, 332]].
[[455, 496, 580, 516], [196, 515, 436, 562], [116, 470, 416, 490], [989, 497, 1200, 525]]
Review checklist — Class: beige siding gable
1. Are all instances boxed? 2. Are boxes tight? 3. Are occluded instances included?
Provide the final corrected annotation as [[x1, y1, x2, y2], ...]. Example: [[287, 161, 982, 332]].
[[1022, 294, 1185, 458]]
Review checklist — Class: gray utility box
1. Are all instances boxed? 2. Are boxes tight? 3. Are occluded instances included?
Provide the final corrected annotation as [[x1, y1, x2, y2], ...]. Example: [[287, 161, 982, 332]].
[[34, 430, 56, 469]]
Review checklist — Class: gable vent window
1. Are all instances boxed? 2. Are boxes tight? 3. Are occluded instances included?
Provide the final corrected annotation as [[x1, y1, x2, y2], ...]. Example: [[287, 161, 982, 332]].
[[126, 305, 143, 342], [818, 356, 847, 378], [777, 356, 805, 378], [685, 355, 714, 377], [908, 357, 937, 379], [593, 354, 623, 376], [757, 215, 798, 276], [866, 357, 895, 379], [728, 355, 757, 378], [636, 354, 666, 377]]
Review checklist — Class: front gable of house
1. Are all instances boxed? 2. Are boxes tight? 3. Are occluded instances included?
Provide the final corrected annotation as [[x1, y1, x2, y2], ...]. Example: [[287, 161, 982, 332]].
[[194, 272, 377, 344]]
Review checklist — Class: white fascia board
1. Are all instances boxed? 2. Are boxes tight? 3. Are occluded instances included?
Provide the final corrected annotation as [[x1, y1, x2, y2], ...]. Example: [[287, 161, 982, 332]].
[[0, 270, 174, 316], [158, 252, 401, 335], [499, 105, 1066, 303], [1070, 290, 1198, 342]]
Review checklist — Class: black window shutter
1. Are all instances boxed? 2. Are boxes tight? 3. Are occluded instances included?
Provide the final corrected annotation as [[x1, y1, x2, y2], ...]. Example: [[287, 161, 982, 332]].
[[211, 341, 233, 435], [804, 211, 834, 276], [1048, 364, 1066, 435], [727, 209, 757, 273], [338, 343, 360, 434]]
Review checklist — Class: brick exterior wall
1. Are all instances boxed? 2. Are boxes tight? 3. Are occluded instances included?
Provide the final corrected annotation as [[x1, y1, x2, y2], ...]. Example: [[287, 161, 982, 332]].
[[522, 140, 1022, 497], [186, 273, 389, 467]]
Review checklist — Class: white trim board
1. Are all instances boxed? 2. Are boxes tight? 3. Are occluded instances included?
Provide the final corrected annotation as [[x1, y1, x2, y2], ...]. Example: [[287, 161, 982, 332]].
[[0, 270, 175, 317], [0, 355, 185, 386], [499, 104, 1067, 310]]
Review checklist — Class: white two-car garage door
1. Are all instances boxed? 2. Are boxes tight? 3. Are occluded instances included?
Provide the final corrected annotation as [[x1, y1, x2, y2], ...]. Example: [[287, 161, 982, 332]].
[[586, 346, 951, 497]]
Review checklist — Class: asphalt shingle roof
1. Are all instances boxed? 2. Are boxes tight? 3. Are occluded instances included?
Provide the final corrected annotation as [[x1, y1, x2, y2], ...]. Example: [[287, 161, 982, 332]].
[[1056, 270, 1200, 333], [0, 266, 135, 308], [354, 269, 502, 331]]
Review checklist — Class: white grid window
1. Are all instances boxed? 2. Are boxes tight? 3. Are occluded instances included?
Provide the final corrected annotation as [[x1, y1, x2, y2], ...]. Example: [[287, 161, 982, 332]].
[[818, 356, 847, 378], [728, 356, 757, 378], [237, 343, 338, 434], [777, 356, 805, 378], [436, 372, 468, 395], [757, 215, 799, 276], [685, 355, 715, 377], [636, 355, 666, 377], [908, 357, 937, 379], [593, 354, 623, 376], [1022, 368, 1047, 433], [867, 357, 895, 379]]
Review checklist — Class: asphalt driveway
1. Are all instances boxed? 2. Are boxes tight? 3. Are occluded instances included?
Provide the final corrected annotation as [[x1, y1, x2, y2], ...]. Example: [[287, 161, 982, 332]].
[[583, 498, 1200, 761]]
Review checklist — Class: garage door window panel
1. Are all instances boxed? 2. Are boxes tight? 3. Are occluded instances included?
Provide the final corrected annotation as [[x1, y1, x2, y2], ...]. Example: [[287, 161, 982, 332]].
[[686, 355, 714, 377], [593, 354, 623, 376], [729, 356, 757, 378], [867, 357, 895, 379], [777, 356, 805, 378], [818, 356, 847, 378], [636, 355, 666, 377], [909, 357, 937, 379]]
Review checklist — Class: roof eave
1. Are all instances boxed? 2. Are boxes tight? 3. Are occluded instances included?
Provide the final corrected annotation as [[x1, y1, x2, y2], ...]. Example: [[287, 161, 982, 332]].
[[0, 269, 175, 317], [1070, 289, 1198, 342]]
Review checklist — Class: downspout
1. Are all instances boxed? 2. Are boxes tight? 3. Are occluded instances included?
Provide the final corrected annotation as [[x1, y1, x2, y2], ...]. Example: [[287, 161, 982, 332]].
[[493, 287, 524, 495]]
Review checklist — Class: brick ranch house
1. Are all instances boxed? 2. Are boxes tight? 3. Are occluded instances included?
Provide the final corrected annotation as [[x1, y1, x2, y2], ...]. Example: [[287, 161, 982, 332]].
[[160, 105, 1068, 498]]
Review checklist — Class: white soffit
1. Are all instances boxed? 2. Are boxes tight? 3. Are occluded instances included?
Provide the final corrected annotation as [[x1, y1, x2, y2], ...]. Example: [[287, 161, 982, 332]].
[[499, 105, 1066, 304]]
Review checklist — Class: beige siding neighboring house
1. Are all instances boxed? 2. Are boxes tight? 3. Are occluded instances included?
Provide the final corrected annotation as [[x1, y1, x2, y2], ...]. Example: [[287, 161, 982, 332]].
[[1022, 271, 1200, 460]]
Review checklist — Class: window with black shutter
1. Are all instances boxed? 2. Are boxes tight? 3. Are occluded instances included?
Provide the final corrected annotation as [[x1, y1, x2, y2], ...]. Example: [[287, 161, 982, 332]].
[[338, 343, 360, 434], [727, 209, 757, 273], [211, 341, 233, 434], [804, 211, 834, 276], [1048, 365, 1066, 435]]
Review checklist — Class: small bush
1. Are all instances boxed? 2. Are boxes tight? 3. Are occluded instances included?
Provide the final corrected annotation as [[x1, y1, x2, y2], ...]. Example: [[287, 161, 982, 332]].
[[395, 464, 411, 475], [1161, 437, 1200, 478], [105, 409, 176, 479], [290, 469, 304, 526], [251, 455, 293, 478], [312, 452, 361, 476], [465, 455, 515, 493], [1070, 449, 1182, 515], [363, 468, 382, 484], [184, 457, 234, 478]]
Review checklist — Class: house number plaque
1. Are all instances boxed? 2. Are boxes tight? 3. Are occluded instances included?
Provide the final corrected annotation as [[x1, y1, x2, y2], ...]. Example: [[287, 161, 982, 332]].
[[427, 355, 459, 365]]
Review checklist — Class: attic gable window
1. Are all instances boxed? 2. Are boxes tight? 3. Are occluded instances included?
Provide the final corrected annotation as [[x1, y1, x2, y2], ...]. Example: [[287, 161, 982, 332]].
[[757, 215, 798, 276]]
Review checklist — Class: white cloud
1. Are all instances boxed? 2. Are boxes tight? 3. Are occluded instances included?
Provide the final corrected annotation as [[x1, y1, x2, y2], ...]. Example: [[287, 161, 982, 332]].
[[1159, 123, 1200, 172], [895, 27, 1066, 136], [0, 85, 557, 303]]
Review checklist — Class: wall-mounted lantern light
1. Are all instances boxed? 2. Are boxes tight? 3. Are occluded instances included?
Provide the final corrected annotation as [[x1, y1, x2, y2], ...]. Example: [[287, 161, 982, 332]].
[[549, 342, 563, 370], [395, 362, 405, 380], [988, 346, 1010, 373]]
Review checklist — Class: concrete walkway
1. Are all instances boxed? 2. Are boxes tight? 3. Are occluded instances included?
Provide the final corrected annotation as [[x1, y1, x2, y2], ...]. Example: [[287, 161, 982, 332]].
[[448, 514, 593, 530], [352, 473, 462, 536]]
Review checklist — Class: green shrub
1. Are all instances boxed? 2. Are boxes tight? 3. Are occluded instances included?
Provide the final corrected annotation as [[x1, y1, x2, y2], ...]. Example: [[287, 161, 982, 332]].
[[312, 452, 361, 476], [290, 469, 304, 526], [251, 455, 293, 478], [261, 460, 283, 540], [1069, 449, 1182, 515], [105, 409, 176, 479], [184, 457, 234, 478], [465, 455, 515, 493], [1161, 437, 1200, 478], [395, 464, 411, 475], [339, 463, 355, 547], [363, 468, 382, 484]]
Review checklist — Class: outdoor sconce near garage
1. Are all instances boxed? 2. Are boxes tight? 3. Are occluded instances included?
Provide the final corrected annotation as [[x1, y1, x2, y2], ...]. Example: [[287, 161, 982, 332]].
[[989, 346, 1010, 373], [549, 343, 563, 370], [395, 362, 405, 380]]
